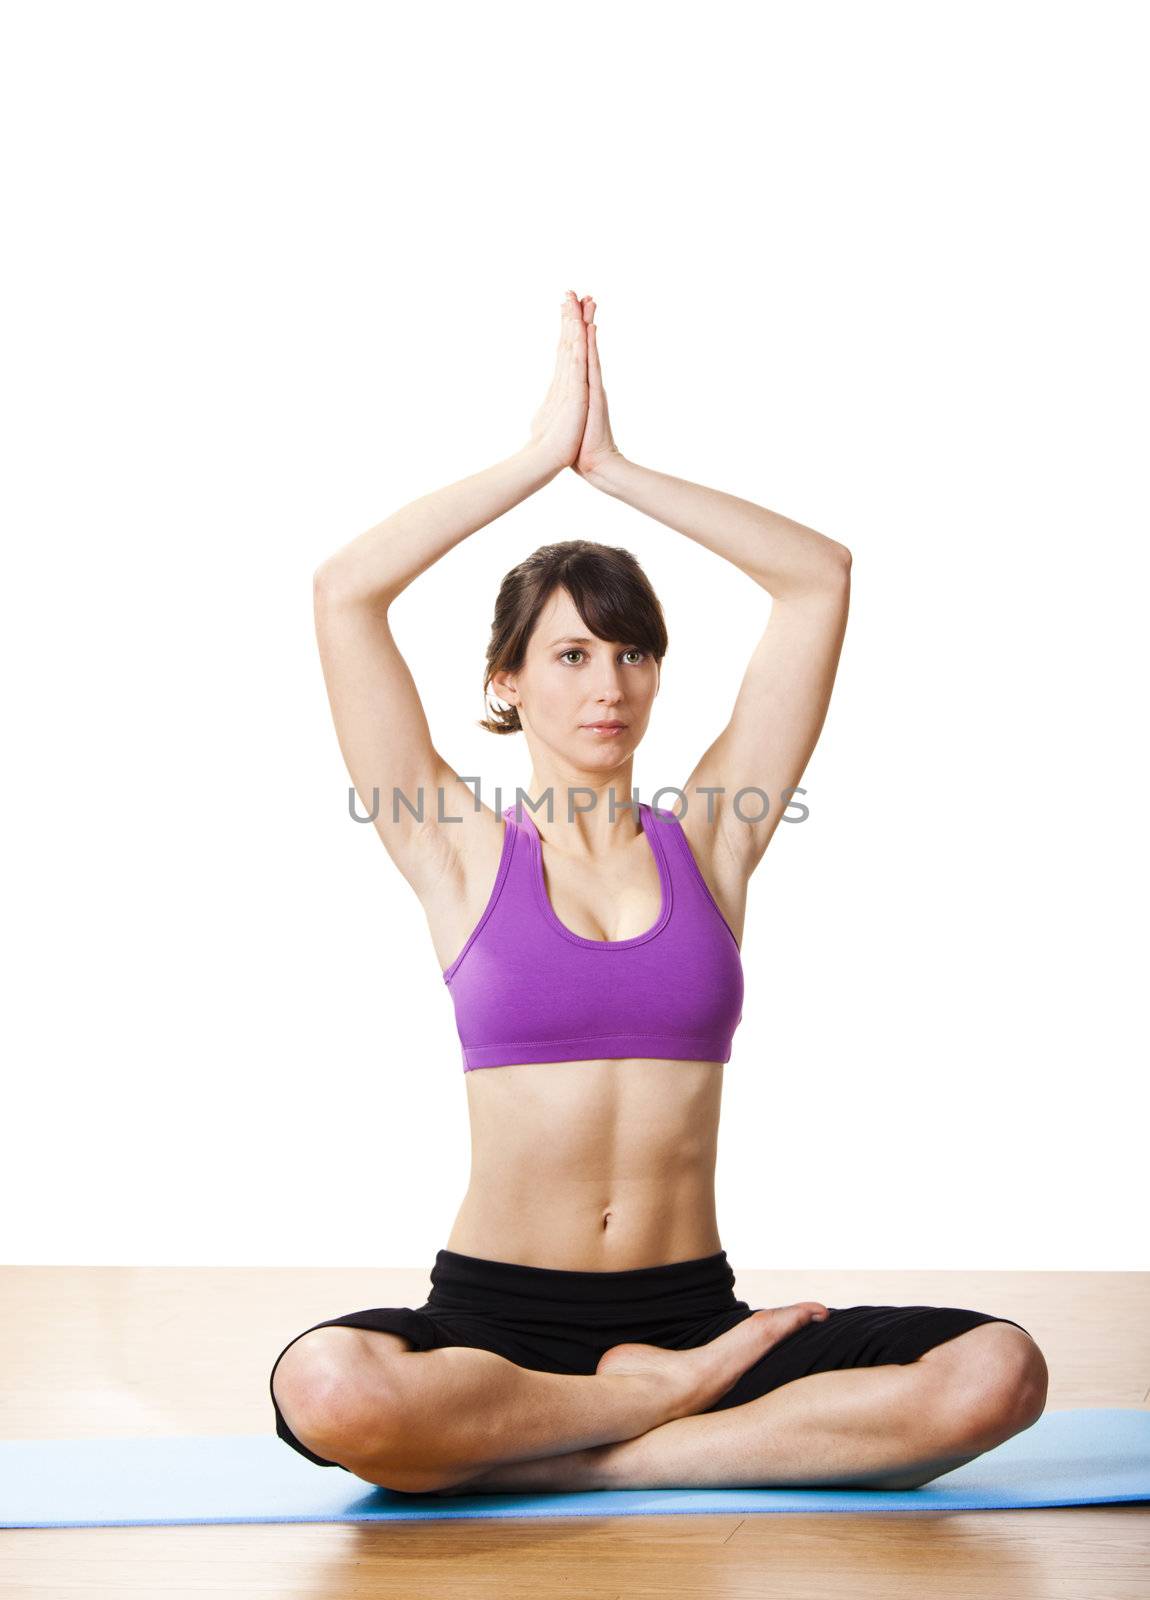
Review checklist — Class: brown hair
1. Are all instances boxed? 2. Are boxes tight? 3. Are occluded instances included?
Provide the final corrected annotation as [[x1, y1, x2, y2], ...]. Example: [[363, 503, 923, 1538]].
[[478, 540, 669, 735]]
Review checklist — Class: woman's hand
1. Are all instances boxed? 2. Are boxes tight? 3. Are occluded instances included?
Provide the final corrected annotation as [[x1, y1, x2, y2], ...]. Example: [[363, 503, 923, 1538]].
[[525, 290, 589, 472], [572, 295, 622, 481]]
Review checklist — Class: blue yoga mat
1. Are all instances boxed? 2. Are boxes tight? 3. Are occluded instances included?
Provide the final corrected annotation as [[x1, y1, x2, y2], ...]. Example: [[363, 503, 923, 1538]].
[[1, 1409, 1146, 1527]]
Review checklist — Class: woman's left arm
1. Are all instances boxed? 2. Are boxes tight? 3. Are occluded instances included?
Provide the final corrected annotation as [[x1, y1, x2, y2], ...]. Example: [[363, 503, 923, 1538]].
[[586, 452, 852, 875], [584, 450, 851, 596], [572, 293, 851, 873]]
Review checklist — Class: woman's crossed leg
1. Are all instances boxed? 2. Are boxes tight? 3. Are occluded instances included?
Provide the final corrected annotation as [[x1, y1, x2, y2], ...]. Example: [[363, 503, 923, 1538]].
[[441, 1321, 1048, 1494], [273, 1301, 827, 1491], [272, 1309, 1047, 1495]]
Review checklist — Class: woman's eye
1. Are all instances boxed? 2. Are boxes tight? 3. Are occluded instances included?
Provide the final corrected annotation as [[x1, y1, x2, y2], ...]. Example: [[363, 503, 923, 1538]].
[[560, 649, 646, 665]]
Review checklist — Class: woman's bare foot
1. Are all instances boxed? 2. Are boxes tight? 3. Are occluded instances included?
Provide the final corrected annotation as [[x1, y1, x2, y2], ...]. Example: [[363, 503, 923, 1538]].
[[596, 1304, 829, 1421]]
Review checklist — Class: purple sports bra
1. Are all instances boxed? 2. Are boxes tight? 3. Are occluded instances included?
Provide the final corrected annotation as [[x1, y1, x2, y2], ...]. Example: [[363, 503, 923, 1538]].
[[442, 801, 745, 1071]]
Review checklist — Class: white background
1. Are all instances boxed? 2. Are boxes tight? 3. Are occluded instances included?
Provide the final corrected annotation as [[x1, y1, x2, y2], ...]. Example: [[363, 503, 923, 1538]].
[[3, 1, 1145, 1270]]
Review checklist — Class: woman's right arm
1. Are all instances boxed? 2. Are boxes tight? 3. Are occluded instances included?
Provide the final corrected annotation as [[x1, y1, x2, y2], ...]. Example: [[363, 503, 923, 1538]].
[[312, 441, 564, 897], [313, 291, 590, 897]]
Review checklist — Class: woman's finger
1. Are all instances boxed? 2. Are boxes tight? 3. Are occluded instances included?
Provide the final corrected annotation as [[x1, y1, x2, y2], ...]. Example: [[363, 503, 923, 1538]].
[[573, 330, 587, 381], [575, 292, 588, 358], [587, 319, 602, 390]]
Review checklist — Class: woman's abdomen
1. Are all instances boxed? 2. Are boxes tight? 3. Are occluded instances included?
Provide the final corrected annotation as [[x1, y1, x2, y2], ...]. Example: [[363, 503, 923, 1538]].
[[448, 1056, 725, 1270]]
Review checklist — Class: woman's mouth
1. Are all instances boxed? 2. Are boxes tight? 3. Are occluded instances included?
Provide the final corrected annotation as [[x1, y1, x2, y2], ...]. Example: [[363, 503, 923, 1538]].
[[582, 722, 626, 735]]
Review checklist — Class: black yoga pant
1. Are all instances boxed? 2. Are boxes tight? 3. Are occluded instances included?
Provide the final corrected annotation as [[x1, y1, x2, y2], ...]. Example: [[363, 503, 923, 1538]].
[[269, 1246, 1030, 1470]]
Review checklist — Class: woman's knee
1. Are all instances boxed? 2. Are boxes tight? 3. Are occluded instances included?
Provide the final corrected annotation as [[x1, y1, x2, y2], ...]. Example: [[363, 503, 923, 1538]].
[[272, 1328, 465, 1492], [272, 1326, 403, 1463], [929, 1324, 1049, 1445]]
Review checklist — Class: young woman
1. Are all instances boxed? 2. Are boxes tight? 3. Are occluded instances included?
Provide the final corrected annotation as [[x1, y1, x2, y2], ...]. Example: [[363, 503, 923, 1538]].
[[269, 291, 1048, 1495]]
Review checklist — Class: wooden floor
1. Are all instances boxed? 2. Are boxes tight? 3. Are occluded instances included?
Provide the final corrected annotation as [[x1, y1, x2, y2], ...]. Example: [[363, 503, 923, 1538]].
[[2, 1265, 1147, 1599]]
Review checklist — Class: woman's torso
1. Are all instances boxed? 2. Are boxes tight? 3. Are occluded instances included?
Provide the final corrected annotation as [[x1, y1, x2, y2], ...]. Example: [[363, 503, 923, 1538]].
[[419, 800, 751, 1271]]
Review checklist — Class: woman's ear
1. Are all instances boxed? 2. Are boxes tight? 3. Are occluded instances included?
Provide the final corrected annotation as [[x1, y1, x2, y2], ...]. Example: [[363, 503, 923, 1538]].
[[492, 672, 520, 707]]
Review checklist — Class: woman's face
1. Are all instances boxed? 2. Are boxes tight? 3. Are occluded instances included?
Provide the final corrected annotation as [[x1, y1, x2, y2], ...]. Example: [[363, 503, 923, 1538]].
[[497, 586, 659, 768]]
